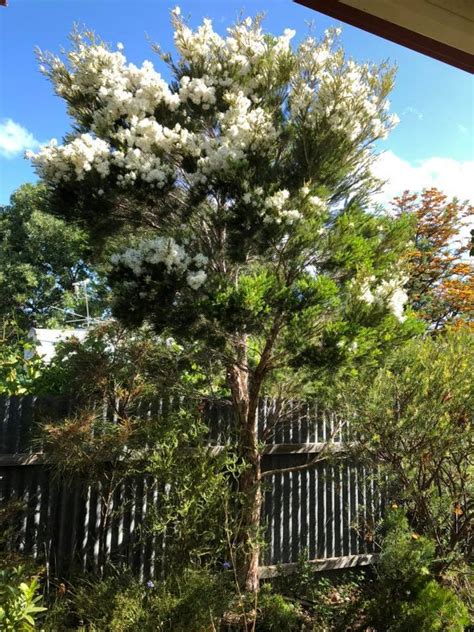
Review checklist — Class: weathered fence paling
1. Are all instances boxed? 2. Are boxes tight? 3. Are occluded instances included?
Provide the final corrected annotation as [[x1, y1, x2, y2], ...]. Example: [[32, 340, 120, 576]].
[[0, 396, 383, 578]]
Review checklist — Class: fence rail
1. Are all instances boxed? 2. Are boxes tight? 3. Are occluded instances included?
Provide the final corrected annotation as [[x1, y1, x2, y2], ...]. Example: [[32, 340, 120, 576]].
[[0, 396, 382, 579]]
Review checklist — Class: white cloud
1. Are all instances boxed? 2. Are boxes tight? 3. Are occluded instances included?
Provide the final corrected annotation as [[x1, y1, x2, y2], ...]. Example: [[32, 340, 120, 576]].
[[372, 151, 474, 206], [401, 106, 423, 121], [0, 118, 40, 158]]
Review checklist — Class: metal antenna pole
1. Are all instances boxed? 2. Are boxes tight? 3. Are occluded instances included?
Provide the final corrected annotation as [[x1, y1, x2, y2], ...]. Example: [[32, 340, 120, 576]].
[[72, 279, 91, 327], [83, 280, 91, 326]]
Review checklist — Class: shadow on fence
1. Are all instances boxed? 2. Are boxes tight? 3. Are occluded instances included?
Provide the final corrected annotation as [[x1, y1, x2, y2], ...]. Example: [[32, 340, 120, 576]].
[[0, 395, 382, 578]]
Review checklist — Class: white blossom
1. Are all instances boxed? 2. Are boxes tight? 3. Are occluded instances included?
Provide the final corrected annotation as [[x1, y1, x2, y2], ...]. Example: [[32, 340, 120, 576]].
[[265, 189, 290, 211], [308, 195, 326, 209], [28, 134, 111, 182], [263, 189, 302, 224], [179, 76, 216, 107], [358, 275, 408, 321], [359, 280, 375, 305], [111, 236, 208, 291], [186, 269, 207, 290], [376, 278, 408, 322], [29, 14, 399, 241]]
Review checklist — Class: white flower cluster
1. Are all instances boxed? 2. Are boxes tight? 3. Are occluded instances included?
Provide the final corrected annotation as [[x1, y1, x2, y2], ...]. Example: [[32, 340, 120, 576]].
[[111, 237, 208, 290], [290, 33, 397, 143], [179, 76, 216, 108], [31, 38, 194, 187], [112, 117, 198, 186], [29, 13, 400, 211], [173, 12, 293, 82], [196, 91, 277, 176], [300, 186, 327, 210], [173, 15, 225, 70], [30, 130, 177, 188], [358, 276, 408, 322], [53, 42, 180, 129], [27, 134, 111, 183], [263, 189, 300, 224]]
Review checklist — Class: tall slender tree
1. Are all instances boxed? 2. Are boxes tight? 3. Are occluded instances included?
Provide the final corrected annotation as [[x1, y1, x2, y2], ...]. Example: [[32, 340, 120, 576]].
[[30, 12, 419, 592]]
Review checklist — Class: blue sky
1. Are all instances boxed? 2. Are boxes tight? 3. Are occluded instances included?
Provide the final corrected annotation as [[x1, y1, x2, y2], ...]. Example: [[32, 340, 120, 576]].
[[0, 0, 473, 206]]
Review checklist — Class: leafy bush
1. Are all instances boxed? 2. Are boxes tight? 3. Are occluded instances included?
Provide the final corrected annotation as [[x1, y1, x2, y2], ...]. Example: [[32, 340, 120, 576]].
[[272, 553, 371, 631], [0, 500, 29, 567], [345, 330, 473, 567], [368, 508, 469, 631], [0, 319, 44, 395], [255, 585, 308, 631], [397, 580, 471, 632], [0, 566, 46, 631], [38, 322, 242, 575], [44, 567, 234, 631]]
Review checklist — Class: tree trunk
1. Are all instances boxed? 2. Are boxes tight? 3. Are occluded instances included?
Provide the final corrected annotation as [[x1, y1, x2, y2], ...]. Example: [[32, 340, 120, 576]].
[[237, 408, 262, 594], [227, 336, 262, 594]]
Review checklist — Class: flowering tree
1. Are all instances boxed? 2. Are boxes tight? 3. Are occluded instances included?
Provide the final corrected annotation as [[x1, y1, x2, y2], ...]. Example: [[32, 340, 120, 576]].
[[391, 188, 473, 330], [30, 12, 418, 592]]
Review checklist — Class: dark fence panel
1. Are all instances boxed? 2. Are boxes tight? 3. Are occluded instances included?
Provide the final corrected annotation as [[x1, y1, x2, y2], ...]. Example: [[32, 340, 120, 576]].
[[0, 396, 379, 578]]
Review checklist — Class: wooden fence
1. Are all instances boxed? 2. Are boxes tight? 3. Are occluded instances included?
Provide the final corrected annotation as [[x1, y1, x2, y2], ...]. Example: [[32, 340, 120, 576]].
[[0, 396, 382, 578]]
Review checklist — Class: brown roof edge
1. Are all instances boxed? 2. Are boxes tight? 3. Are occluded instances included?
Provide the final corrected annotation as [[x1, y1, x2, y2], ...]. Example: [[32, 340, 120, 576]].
[[294, 0, 474, 74]]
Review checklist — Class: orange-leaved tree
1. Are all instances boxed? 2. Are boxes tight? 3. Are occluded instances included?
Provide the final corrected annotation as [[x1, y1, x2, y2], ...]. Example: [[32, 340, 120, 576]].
[[392, 188, 473, 330]]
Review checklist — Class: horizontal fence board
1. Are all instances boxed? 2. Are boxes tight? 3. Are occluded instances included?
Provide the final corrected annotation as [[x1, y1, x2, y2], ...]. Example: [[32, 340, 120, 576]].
[[259, 553, 376, 578], [0, 395, 380, 579], [0, 442, 353, 466]]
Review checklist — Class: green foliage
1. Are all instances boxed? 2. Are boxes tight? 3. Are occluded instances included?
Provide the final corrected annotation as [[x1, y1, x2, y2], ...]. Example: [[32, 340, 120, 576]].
[[397, 580, 471, 632], [0, 500, 32, 569], [368, 508, 469, 631], [38, 322, 240, 573], [142, 414, 241, 570], [0, 319, 45, 395], [37, 320, 215, 400], [376, 509, 437, 598], [0, 566, 46, 631], [344, 329, 473, 563], [273, 553, 371, 631], [308, 574, 370, 632], [44, 567, 233, 631], [39, 404, 239, 575], [0, 183, 108, 328], [255, 585, 307, 631]]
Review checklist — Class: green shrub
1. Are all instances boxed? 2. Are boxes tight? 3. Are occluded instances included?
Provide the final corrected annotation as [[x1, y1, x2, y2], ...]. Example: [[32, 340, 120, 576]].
[[369, 508, 469, 631], [43, 569, 136, 630], [44, 567, 233, 631], [396, 580, 470, 632], [0, 566, 46, 631], [376, 508, 436, 598], [149, 568, 233, 632], [255, 585, 307, 631], [272, 553, 371, 631], [345, 330, 473, 566]]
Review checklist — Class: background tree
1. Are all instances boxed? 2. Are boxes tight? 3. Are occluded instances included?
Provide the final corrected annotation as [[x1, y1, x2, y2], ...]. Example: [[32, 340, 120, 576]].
[[0, 182, 108, 328], [30, 13, 420, 592], [392, 188, 473, 330]]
